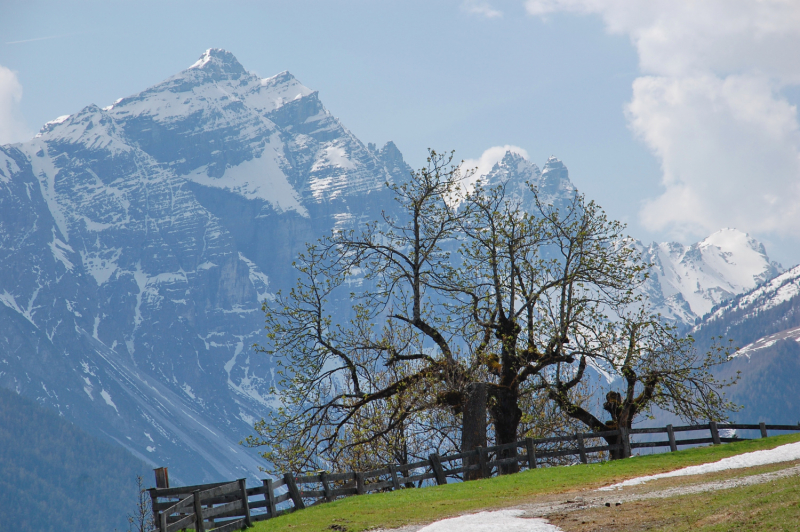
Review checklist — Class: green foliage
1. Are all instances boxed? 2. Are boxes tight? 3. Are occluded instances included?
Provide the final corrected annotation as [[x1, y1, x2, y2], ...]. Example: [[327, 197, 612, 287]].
[[0, 387, 150, 532]]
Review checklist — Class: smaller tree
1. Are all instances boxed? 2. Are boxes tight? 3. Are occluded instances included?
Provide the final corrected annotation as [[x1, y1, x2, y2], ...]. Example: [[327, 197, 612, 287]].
[[545, 307, 739, 458], [121, 475, 154, 532]]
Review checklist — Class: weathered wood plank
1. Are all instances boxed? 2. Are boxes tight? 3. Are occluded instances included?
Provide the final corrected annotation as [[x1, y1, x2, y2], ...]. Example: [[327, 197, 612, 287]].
[[274, 492, 292, 505], [329, 487, 359, 497], [356, 472, 365, 495], [363, 466, 391, 479], [525, 438, 537, 470], [202, 500, 242, 520], [667, 424, 677, 452], [295, 473, 323, 484], [263, 478, 277, 518], [429, 453, 446, 485], [192, 490, 206, 532], [237, 479, 251, 527], [208, 518, 245, 532], [284, 473, 305, 510], [710, 421, 721, 445], [326, 471, 356, 483], [476, 446, 490, 478], [151, 481, 229, 498], [165, 513, 195, 532], [765, 424, 800, 431], [576, 434, 587, 464], [388, 464, 401, 490], [365, 479, 393, 492], [760, 422, 768, 438]]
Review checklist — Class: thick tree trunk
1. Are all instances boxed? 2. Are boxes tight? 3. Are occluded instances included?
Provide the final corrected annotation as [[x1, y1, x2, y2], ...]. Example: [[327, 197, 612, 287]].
[[490, 386, 522, 474], [461, 383, 487, 480]]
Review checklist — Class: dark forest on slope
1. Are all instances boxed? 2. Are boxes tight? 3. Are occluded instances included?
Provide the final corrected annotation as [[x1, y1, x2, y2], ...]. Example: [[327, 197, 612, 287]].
[[0, 387, 150, 532]]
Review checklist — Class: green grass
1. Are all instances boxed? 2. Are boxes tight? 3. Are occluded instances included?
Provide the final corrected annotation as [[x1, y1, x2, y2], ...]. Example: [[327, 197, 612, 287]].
[[253, 432, 800, 532]]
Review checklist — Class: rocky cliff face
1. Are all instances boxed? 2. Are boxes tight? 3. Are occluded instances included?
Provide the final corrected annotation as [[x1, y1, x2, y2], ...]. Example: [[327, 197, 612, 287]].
[[0, 49, 407, 484]]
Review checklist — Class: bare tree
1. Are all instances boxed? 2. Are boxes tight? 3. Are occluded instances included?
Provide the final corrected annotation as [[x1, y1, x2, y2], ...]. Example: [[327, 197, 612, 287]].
[[247, 149, 735, 473], [246, 151, 470, 474]]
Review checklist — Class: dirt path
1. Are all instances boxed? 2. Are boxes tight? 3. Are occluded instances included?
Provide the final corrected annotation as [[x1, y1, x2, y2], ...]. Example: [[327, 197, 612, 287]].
[[374, 463, 800, 532]]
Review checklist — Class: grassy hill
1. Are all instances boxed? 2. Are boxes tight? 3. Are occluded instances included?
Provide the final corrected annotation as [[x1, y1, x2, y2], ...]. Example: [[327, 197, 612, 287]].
[[253, 432, 800, 532], [0, 387, 150, 532]]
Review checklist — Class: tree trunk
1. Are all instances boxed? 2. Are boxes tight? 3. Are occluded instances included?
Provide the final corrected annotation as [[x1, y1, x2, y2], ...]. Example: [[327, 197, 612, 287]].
[[461, 383, 488, 479], [490, 386, 522, 474]]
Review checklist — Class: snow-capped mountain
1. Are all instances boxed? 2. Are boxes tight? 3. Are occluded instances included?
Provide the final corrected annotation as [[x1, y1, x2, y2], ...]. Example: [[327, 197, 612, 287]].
[[638, 230, 783, 325], [0, 49, 408, 484], [476, 153, 779, 327]]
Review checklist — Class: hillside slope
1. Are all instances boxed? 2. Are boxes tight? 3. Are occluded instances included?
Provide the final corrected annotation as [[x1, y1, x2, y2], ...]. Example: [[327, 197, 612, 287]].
[[0, 387, 149, 532]]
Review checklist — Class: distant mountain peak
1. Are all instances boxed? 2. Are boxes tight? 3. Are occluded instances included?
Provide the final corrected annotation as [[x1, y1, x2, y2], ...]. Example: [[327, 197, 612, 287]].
[[188, 48, 247, 78]]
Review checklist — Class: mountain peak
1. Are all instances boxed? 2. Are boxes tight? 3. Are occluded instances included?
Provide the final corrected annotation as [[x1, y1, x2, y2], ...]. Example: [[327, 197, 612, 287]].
[[188, 48, 247, 78]]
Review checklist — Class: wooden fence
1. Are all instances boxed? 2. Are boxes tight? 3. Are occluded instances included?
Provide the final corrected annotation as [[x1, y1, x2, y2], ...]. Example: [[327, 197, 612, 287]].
[[149, 421, 800, 531]]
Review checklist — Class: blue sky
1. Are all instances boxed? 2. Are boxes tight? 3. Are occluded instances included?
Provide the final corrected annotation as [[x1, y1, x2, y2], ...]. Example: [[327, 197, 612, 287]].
[[2, 1, 799, 265]]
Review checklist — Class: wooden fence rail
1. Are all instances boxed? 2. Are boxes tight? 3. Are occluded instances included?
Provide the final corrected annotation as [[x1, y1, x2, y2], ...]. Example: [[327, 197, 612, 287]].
[[149, 421, 800, 531]]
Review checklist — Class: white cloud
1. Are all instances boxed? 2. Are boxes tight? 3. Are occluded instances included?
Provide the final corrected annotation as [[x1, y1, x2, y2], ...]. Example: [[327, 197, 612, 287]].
[[461, 0, 504, 19], [461, 144, 529, 181], [525, 0, 800, 240], [0, 65, 30, 145]]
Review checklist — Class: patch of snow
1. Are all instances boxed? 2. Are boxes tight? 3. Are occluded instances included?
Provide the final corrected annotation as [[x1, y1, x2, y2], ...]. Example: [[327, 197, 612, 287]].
[[182, 383, 196, 400], [183, 139, 308, 216], [25, 141, 70, 241], [81, 248, 122, 285], [100, 389, 119, 414], [144, 432, 154, 442], [418, 510, 562, 532], [49, 232, 74, 271], [312, 145, 357, 172], [0, 290, 35, 325], [599, 441, 800, 490], [146, 446, 156, 452]]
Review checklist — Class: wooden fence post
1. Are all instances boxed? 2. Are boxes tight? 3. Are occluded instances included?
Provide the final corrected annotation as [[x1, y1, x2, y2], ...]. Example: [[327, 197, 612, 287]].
[[525, 438, 537, 469], [320, 471, 333, 502], [666, 424, 677, 452], [576, 434, 587, 464], [619, 427, 631, 458], [192, 490, 205, 532], [355, 472, 365, 495], [154, 467, 169, 488], [238, 478, 252, 527], [263, 478, 277, 518], [477, 446, 490, 478], [429, 453, 446, 485], [760, 422, 768, 438], [388, 465, 401, 490], [284, 473, 305, 510], [159, 509, 167, 532], [710, 421, 721, 445]]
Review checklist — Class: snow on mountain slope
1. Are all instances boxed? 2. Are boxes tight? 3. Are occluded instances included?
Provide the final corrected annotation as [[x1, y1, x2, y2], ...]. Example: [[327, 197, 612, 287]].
[[638, 229, 782, 324]]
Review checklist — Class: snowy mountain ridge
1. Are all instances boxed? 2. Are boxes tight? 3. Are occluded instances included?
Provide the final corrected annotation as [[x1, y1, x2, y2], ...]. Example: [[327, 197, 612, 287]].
[[474, 152, 780, 327], [638, 229, 783, 324]]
